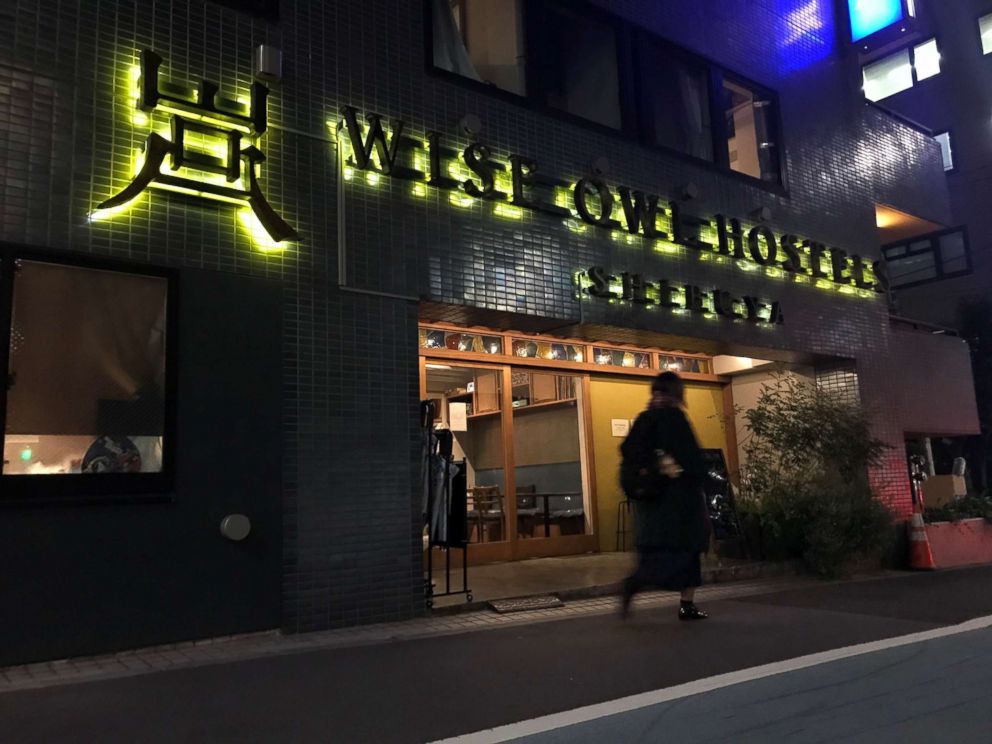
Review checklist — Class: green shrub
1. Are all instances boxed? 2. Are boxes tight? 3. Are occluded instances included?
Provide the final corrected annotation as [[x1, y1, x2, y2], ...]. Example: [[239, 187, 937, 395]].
[[737, 374, 893, 578], [924, 492, 992, 524]]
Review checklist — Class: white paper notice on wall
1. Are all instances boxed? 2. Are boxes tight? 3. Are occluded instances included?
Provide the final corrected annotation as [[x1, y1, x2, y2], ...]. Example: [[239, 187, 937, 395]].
[[449, 403, 468, 432], [611, 419, 630, 438]]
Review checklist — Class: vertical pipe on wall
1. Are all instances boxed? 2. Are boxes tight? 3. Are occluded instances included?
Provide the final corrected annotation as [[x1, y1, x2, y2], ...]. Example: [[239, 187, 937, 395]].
[[335, 131, 348, 288]]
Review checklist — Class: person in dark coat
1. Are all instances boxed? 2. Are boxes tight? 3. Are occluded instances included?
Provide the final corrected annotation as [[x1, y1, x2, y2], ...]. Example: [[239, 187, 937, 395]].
[[620, 371, 711, 621]]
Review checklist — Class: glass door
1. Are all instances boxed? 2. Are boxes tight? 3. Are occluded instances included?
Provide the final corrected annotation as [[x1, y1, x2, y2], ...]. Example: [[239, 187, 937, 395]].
[[510, 369, 592, 542], [425, 363, 510, 548]]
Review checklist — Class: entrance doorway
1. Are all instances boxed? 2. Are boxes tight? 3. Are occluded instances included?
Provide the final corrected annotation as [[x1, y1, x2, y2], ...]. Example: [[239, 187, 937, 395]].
[[423, 360, 596, 563]]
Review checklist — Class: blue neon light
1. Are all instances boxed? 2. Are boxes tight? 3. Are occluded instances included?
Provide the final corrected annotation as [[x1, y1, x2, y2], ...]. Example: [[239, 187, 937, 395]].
[[848, 0, 904, 41]]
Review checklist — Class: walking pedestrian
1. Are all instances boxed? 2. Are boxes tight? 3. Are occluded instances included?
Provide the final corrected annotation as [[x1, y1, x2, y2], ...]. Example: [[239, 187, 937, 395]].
[[619, 371, 711, 621]]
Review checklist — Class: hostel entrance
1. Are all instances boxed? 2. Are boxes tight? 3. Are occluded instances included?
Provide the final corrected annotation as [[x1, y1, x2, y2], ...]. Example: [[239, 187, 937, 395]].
[[419, 321, 732, 566]]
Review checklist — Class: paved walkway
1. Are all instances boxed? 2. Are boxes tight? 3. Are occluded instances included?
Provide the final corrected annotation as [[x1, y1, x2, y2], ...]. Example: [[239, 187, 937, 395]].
[[0, 575, 809, 693], [429, 551, 773, 608]]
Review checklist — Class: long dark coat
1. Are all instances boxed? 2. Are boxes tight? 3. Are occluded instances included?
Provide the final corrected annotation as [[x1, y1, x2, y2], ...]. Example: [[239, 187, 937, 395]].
[[629, 406, 710, 553]]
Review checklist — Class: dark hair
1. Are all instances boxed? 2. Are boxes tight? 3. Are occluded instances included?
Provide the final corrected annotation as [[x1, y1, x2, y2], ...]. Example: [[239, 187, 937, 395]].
[[651, 371, 684, 401]]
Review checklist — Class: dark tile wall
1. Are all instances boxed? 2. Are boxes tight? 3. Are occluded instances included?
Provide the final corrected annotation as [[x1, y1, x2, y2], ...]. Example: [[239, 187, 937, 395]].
[[0, 0, 969, 639], [855, 0, 992, 328]]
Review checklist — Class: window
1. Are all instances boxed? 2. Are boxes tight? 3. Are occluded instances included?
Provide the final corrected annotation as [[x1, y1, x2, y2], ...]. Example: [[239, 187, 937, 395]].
[[981, 13, 992, 54], [432, 0, 526, 96], [2, 259, 170, 477], [209, 0, 278, 21], [428, 0, 783, 186], [721, 79, 780, 182], [533, 2, 623, 130], [883, 228, 971, 288], [863, 49, 913, 101], [862, 39, 941, 101], [913, 39, 941, 80], [637, 38, 713, 161], [935, 131, 954, 171], [848, 0, 906, 42]]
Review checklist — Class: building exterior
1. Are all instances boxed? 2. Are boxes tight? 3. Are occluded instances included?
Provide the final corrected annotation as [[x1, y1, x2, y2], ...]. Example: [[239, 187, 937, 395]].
[[850, 0, 992, 481], [0, 0, 980, 666], [853, 0, 992, 326]]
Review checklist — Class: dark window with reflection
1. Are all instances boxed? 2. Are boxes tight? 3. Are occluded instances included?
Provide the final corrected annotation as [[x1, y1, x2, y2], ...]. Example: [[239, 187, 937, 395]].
[[427, 0, 784, 186], [637, 38, 713, 161], [209, 0, 278, 20], [535, 2, 623, 130], [883, 228, 971, 288]]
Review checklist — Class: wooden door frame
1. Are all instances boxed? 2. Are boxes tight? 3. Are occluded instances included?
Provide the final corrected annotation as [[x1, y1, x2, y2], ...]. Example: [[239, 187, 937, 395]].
[[421, 357, 599, 564]]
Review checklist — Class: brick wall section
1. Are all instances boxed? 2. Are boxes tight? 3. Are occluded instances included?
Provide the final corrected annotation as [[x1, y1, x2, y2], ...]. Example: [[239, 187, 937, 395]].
[[0, 0, 972, 635]]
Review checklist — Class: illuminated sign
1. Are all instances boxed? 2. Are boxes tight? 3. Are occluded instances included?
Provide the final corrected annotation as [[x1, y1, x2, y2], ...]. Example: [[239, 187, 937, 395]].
[[92, 50, 298, 248], [848, 0, 906, 42], [334, 108, 888, 298], [575, 267, 785, 325]]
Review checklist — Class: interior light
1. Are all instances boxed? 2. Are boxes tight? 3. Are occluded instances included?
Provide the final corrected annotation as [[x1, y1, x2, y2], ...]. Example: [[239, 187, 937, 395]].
[[848, 0, 905, 42], [20, 447, 32, 462]]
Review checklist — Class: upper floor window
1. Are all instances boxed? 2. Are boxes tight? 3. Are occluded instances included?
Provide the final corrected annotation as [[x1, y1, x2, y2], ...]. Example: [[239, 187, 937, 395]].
[[913, 39, 941, 80], [429, 0, 783, 186], [721, 78, 780, 183], [934, 131, 954, 171], [636, 38, 712, 161], [981, 13, 992, 54], [532, 2, 623, 130], [862, 38, 941, 101], [883, 228, 970, 288], [434, 0, 526, 96], [209, 0, 278, 21]]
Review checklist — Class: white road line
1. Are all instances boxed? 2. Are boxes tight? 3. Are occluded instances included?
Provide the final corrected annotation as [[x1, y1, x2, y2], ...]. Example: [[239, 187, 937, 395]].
[[430, 613, 992, 744]]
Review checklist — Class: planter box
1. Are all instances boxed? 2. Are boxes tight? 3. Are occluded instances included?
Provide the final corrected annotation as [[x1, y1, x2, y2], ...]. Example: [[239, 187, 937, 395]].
[[925, 518, 992, 568]]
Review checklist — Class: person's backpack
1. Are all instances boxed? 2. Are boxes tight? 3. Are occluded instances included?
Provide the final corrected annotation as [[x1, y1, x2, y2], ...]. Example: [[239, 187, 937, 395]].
[[620, 410, 670, 501]]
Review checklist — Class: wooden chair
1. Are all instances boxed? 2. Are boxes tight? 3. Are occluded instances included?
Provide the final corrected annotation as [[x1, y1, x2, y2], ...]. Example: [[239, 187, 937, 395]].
[[467, 486, 503, 543]]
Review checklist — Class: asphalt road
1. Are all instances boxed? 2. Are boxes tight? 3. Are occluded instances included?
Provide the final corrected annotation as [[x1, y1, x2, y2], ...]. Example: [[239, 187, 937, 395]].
[[3, 567, 992, 744], [504, 627, 992, 743]]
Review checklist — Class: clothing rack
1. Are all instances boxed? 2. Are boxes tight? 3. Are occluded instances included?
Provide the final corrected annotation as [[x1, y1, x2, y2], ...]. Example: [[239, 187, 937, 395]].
[[422, 400, 472, 608]]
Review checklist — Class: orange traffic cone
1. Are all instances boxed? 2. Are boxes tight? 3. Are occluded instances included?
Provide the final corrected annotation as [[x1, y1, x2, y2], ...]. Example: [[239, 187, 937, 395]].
[[908, 500, 936, 570]]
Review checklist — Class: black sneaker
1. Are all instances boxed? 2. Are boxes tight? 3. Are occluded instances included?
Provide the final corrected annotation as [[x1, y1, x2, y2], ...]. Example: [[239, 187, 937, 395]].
[[678, 603, 708, 621]]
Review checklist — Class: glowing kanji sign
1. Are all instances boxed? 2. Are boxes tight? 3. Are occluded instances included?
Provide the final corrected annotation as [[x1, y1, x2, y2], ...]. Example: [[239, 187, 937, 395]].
[[95, 49, 298, 244]]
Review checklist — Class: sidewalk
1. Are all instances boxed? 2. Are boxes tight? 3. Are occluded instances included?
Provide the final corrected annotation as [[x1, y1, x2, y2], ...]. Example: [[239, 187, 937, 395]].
[[0, 575, 810, 693], [429, 551, 796, 609], [3, 568, 991, 744]]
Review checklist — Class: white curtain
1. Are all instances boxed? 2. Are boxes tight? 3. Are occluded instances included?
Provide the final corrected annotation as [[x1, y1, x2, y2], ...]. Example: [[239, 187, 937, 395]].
[[679, 70, 710, 160], [432, 0, 481, 81]]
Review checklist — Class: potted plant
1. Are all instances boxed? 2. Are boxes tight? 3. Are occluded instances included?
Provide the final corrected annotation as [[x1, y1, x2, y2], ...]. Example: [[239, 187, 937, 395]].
[[924, 493, 992, 568]]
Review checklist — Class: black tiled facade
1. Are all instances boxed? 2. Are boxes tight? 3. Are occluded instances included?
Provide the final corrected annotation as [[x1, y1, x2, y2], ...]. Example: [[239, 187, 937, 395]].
[[0, 0, 971, 644]]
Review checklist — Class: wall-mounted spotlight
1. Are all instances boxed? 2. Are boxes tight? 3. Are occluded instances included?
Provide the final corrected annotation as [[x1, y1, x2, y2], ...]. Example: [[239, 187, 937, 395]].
[[749, 206, 772, 223], [591, 157, 610, 177], [679, 182, 700, 201], [459, 113, 483, 136], [254, 44, 283, 83]]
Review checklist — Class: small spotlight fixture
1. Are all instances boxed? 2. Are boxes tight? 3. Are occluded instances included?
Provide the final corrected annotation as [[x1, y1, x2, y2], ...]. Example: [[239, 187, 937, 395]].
[[679, 182, 700, 201], [459, 113, 482, 136], [749, 206, 772, 223]]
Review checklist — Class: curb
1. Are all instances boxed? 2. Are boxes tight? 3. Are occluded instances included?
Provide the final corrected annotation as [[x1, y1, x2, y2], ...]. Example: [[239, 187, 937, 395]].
[[429, 560, 803, 616]]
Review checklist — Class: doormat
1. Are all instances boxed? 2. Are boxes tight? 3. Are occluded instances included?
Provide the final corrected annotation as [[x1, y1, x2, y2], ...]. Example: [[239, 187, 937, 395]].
[[488, 595, 565, 613]]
